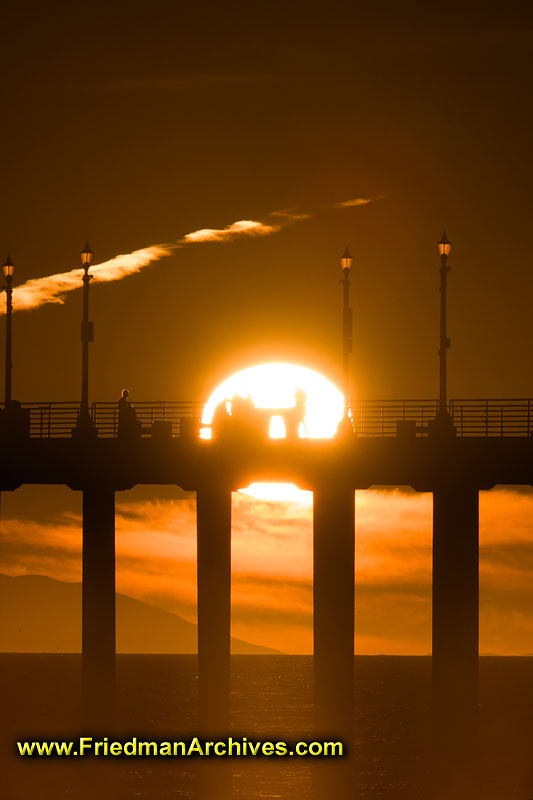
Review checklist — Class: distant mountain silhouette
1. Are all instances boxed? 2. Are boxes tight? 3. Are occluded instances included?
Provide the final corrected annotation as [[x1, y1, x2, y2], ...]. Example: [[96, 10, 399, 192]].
[[0, 574, 281, 655]]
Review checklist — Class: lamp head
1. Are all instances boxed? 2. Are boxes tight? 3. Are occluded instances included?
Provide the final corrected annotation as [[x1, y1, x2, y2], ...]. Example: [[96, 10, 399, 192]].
[[81, 240, 93, 267], [2, 253, 15, 280], [340, 246, 353, 271], [437, 230, 452, 259]]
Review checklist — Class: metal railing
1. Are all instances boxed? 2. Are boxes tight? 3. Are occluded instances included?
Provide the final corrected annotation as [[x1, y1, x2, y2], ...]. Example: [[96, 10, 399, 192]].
[[1, 399, 533, 439], [351, 400, 438, 437], [0, 401, 202, 438], [91, 401, 203, 438], [7, 401, 81, 439], [351, 398, 533, 438], [449, 399, 533, 438]]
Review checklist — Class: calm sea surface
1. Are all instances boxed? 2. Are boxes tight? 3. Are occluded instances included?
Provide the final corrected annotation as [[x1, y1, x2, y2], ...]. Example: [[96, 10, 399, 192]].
[[1, 655, 531, 799]]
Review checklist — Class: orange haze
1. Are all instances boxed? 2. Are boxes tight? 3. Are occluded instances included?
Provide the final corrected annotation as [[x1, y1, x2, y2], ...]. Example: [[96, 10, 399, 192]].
[[2, 487, 533, 655]]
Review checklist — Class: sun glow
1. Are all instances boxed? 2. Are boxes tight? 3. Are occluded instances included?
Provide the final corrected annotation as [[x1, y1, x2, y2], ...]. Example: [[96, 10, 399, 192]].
[[201, 362, 344, 501], [201, 362, 344, 437], [240, 482, 313, 504]]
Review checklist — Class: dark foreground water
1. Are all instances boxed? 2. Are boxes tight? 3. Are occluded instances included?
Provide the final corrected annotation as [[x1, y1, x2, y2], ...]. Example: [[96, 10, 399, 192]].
[[1, 655, 532, 799]]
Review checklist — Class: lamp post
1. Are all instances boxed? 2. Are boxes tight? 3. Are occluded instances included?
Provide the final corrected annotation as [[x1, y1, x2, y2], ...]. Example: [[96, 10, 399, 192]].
[[78, 241, 94, 432], [437, 231, 452, 422], [340, 246, 354, 418], [2, 254, 15, 406]]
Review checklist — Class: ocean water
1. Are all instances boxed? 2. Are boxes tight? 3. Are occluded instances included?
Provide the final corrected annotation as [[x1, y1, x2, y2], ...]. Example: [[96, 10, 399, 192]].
[[1, 655, 531, 799]]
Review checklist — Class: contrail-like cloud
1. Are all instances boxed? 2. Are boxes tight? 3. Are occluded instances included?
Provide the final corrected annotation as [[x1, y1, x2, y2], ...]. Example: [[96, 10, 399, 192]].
[[335, 195, 386, 208], [181, 219, 280, 243], [4, 196, 377, 314], [268, 209, 311, 222], [6, 246, 171, 314], [4, 219, 288, 315], [336, 197, 373, 208]]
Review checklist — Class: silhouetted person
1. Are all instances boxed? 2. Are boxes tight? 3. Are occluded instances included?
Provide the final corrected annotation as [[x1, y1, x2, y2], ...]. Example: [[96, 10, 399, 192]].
[[118, 388, 140, 438], [1, 399, 30, 438], [230, 394, 260, 436], [286, 388, 307, 439], [230, 394, 254, 420], [211, 399, 232, 439]]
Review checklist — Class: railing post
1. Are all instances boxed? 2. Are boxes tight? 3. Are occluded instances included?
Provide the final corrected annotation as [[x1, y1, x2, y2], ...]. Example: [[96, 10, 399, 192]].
[[485, 400, 489, 437]]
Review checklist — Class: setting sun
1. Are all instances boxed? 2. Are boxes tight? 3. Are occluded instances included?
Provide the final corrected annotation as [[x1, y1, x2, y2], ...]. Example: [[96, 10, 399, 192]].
[[201, 362, 344, 440], [201, 362, 344, 501], [4, 7, 533, 799]]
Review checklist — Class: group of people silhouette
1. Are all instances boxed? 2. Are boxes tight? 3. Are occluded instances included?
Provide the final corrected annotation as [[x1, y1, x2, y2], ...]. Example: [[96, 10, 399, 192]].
[[211, 389, 308, 440], [117, 388, 308, 441]]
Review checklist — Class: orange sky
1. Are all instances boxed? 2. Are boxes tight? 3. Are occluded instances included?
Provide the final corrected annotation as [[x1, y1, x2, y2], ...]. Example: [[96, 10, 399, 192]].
[[2, 485, 533, 655], [1, 3, 533, 666]]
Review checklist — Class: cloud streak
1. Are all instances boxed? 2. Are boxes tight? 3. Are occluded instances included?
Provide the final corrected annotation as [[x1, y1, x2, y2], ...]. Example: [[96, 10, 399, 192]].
[[180, 219, 281, 244], [268, 209, 311, 222], [2, 246, 171, 315], [4, 194, 376, 315], [335, 196, 385, 208]]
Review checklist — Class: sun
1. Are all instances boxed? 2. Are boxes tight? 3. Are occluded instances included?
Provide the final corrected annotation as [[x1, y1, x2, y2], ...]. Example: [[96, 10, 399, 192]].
[[201, 362, 344, 439], [201, 362, 344, 501]]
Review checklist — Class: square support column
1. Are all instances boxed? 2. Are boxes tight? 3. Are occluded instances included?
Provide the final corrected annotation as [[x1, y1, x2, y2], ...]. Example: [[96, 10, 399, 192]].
[[313, 484, 355, 800], [82, 487, 116, 728], [313, 484, 355, 737], [196, 486, 232, 734], [432, 484, 479, 792], [433, 485, 479, 715]]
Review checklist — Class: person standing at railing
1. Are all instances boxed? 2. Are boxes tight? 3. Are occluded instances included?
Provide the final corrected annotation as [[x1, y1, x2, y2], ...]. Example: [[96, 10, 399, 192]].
[[118, 389, 141, 438]]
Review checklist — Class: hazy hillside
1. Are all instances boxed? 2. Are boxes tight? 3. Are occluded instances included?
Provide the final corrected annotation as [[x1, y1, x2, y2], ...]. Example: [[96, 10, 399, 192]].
[[0, 574, 280, 654]]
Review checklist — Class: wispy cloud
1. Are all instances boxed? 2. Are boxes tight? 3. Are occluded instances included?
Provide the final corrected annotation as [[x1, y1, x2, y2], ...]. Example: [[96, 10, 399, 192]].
[[180, 219, 281, 244], [268, 208, 311, 222], [3, 246, 171, 315], [3, 194, 375, 315], [3, 215, 285, 315], [335, 197, 374, 208], [335, 193, 388, 209], [3, 487, 533, 654]]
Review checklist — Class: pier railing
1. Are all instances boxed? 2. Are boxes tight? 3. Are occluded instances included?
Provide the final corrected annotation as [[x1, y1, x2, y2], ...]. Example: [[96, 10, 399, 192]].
[[1, 399, 533, 439], [0, 401, 202, 439], [91, 401, 202, 438], [352, 399, 533, 438], [449, 398, 533, 438], [352, 400, 438, 437]]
